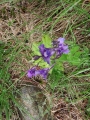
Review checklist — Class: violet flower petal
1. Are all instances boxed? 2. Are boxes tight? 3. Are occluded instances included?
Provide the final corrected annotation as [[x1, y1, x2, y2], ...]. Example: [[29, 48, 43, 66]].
[[35, 68, 49, 79], [27, 67, 49, 80], [53, 37, 69, 58], [39, 44, 54, 64], [27, 67, 36, 78], [57, 37, 65, 44]]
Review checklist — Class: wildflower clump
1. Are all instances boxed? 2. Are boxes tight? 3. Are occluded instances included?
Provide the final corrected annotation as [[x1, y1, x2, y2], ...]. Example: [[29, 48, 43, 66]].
[[27, 36, 69, 80]]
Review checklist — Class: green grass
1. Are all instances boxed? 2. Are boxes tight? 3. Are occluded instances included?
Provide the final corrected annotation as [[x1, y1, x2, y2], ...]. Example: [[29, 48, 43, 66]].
[[0, 41, 33, 119], [0, 0, 90, 119], [0, 42, 19, 119]]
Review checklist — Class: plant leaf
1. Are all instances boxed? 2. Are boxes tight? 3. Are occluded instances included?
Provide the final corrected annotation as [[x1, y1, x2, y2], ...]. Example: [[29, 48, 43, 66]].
[[32, 42, 41, 55], [42, 34, 52, 48], [33, 57, 50, 68], [59, 54, 68, 62]]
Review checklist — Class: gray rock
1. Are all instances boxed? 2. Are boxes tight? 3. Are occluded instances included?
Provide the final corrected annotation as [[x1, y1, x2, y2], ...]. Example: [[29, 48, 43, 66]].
[[19, 85, 52, 120], [20, 86, 41, 120]]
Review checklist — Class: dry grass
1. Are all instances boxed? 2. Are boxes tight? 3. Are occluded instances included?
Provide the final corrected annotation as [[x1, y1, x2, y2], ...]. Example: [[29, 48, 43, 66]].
[[52, 98, 84, 120], [1, 0, 90, 43]]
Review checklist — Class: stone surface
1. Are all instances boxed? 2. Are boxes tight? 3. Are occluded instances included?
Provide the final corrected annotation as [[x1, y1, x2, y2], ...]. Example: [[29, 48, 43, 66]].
[[20, 86, 52, 120], [20, 86, 41, 120]]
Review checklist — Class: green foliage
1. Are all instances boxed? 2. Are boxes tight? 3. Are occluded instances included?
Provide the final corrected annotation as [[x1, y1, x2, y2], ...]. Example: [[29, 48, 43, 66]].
[[81, 47, 90, 67], [51, 45, 81, 70], [33, 57, 50, 68], [32, 34, 52, 56], [85, 98, 90, 119], [0, 0, 18, 4], [54, 62, 64, 71], [57, 45, 81, 66], [0, 42, 13, 119], [49, 69, 63, 90], [0, 42, 4, 68], [0, 42, 23, 119], [49, 44, 83, 91], [66, 45, 81, 65], [42, 34, 52, 48], [0, 78, 13, 119], [32, 42, 41, 55], [8, 19, 15, 26]]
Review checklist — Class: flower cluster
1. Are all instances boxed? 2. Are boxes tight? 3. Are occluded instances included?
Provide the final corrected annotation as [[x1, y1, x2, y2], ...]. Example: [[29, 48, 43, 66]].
[[27, 67, 49, 79], [53, 37, 69, 58], [27, 37, 69, 80]]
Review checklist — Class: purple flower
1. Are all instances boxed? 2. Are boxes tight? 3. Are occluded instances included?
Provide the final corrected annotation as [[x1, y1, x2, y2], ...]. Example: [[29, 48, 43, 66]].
[[35, 68, 49, 79], [27, 67, 36, 78], [57, 37, 65, 44], [27, 67, 49, 79], [39, 44, 54, 64], [55, 44, 69, 56], [53, 37, 69, 58]]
